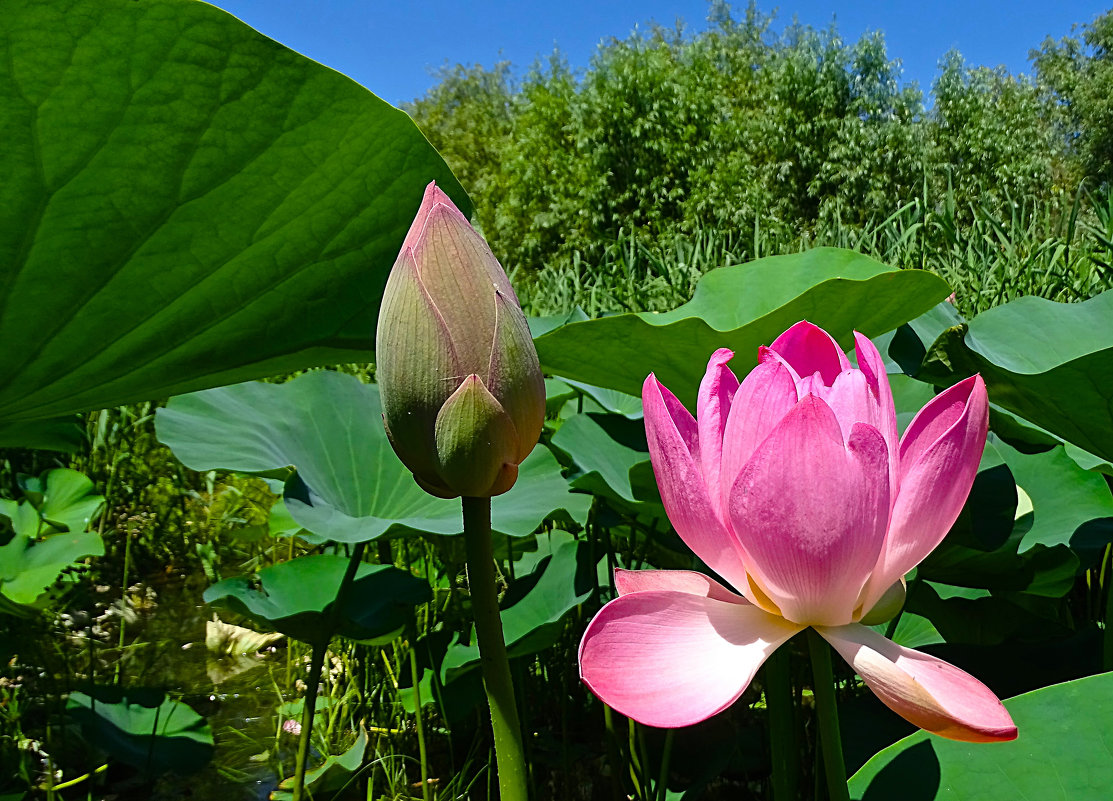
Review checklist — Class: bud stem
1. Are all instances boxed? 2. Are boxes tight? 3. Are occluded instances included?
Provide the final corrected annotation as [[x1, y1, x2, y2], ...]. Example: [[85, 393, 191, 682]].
[[462, 495, 530, 800]]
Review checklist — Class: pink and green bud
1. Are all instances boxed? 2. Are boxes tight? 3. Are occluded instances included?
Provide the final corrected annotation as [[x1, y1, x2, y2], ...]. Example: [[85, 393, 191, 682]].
[[375, 182, 545, 498]]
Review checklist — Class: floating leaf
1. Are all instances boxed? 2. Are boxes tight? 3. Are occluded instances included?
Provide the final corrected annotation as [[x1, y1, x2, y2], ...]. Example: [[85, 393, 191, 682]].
[[560, 380, 644, 419], [535, 248, 949, 406], [204, 554, 430, 647], [66, 688, 213, 775], [0, 0, 467, 423], [849, 672, 1113, 800]]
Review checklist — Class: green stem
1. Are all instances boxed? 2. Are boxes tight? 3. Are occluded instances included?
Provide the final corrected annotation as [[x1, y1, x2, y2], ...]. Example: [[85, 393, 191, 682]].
[[627, 716, 644, 798], [114, 523, 134, 684], [1102, 544, 1113, 671], [409, 640, 432, 801], [656, 729, 675, 801], [462, 496, 529, 801], [807, 630, 849, 801], [602, 704, 625, 801], [291, 639, 327, 801], [291, 542, 366, 801], [765, 645, 798, 801]]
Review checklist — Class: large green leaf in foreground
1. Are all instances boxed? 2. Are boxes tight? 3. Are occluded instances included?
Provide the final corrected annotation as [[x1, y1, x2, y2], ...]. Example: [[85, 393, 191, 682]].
[[156, 371, 587, 541], [920, 291, 1113, 463], [534, 248, 950, 406], [849, 672, 1113, 800], [0, 0, 467, 424]]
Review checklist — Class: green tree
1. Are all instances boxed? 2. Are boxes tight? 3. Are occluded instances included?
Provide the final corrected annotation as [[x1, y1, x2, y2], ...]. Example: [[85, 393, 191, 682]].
[[931, 51, 1061, 214], [1033, 9, 1113, 188]]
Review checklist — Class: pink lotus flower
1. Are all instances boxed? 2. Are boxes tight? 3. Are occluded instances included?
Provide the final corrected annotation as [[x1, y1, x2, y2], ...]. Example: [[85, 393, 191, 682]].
[[578, 321, 1017, 742]]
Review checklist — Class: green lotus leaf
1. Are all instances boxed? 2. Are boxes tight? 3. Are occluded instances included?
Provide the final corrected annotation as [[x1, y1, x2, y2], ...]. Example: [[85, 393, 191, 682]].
[[534, 248, 949, 406], [0, 417, 83, 452], [560, 379, 644, 419], [443, 531, 598, 682], [919, 291, 1113, 463], [156, 371, 587, 542], [849, 672, 1113, 800], [272, 727, 368, 799], [0, 469, 104, 607], [66, 688, 213, 775], [203, 554, 430, 647], [0, 0, 467, 423], [919, 436, 1113, 600], [549, 413, 662, 515]]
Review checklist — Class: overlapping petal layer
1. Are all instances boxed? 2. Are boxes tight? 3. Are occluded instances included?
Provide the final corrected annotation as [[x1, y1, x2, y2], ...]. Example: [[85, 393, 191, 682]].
[[643, 374, 752, 595], [579, 320, 1013, 742], [728, 397, 890, 626]]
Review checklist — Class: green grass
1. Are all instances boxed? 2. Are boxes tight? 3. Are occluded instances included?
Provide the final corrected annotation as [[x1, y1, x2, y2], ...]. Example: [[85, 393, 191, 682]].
[[518, 185, 1113, 320]]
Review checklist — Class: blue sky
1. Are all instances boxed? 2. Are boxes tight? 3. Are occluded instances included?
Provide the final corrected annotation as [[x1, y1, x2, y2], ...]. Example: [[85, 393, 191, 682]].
[[207, 1, 1108, 106]]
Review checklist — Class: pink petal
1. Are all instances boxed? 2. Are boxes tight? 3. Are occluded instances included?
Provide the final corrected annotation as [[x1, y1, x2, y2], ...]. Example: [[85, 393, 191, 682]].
[[761, 321, 851, 387], [728, 397, 890, 626], [865, 376, 989, 607], [643, 375, 751, 594], [719, 360, 798, 516], [817, 623, 1017, 742], [579, 591, 801, 728], [614, 569, 744, 603], [854, 332, 900, 499], [697, 349, 740, 512], [818, 369, 876, 441]]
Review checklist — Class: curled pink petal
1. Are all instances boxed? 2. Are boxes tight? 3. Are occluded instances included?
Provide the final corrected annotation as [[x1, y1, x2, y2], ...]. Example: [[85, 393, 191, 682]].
[[644, 375, 751, 594], [728, 397, 890, 626], [865, 376, 988, 607], [696, 349, 739, 516], [579, 591, 801, 728], [817, 623, 1017, 742], [762, 321, 851, 387], [614, 568, 745, 602]]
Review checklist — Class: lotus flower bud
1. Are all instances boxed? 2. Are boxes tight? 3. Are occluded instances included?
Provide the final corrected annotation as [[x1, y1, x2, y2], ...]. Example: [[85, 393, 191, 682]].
[[375, 182, 545, 498]]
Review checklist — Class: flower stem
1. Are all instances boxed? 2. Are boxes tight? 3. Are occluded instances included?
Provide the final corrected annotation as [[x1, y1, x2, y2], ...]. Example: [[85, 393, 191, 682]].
[[807, 629, 849, 801], [462, 495, 529, 801], [765, 645, 798, 801], [656, 728, 675, 801]]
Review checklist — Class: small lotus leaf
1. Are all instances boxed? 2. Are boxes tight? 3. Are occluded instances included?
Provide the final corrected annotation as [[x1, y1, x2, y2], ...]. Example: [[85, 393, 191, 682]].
[[443, 531, 598, 681], [203, 554, 430, 646]]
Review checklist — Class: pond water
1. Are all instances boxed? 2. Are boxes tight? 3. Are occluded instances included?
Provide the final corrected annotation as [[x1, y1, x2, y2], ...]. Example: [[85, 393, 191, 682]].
[[71, 573, 297, 800]]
